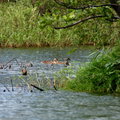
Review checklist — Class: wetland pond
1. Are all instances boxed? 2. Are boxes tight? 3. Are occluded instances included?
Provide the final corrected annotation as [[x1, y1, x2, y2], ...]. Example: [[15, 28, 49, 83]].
[[0, 47, 120, 120]]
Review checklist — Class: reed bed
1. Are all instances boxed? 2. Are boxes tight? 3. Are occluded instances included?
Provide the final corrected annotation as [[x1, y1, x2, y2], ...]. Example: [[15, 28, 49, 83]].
[[0, 0, 120, 47]]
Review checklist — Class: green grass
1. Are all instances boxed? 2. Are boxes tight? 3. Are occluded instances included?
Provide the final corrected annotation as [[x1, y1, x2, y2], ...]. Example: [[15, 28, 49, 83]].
[[61, 46, 120, 93], [0, 0, 120, 47]]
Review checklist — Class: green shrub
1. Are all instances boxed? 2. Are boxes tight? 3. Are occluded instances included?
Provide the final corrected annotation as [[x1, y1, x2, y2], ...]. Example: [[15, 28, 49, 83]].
[[66, 47, 120, 93]]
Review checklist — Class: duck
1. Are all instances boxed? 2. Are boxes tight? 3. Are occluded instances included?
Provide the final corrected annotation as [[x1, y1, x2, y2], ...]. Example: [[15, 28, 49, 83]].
[[41, 58, 58, 64], [25, 62, 33, 67], [21, 67, 27, 75], [8, 64, 12, 69], [64, 58, 71, 66], [55, 58, 71, 66], [41, 58, 70, 66]]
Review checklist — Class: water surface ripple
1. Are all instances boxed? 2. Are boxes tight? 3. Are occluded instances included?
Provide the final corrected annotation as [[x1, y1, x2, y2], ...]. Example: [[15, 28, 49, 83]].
[[0, 47, 120, 120], [0, 91, 120, 120]]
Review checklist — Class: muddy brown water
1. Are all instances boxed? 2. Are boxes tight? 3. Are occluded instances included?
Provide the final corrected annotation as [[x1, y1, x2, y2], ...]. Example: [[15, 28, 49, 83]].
[[0, 47, 120, 120]]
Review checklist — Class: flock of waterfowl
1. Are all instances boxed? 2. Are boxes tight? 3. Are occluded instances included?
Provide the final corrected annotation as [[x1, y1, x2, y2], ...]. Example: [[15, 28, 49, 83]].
[[0, 58, 71, 76]]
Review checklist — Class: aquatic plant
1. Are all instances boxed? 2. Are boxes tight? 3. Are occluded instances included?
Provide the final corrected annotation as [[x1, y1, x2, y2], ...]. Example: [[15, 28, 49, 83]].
[[53, 65, 77, 89]]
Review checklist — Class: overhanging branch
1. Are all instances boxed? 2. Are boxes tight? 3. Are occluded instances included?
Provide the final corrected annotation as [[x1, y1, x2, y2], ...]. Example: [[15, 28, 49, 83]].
[[54, 0, 119, 10], [54, 15, 105, 29], [53, 0, 120, 29], [113, 16, 120, 19], [54, 15, 120, 29]]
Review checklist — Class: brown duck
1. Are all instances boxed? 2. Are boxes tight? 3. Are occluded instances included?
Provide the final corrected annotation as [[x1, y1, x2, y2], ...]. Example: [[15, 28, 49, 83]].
[[41, 58, 58, 64], [41, 58, 70, 66], [21, 67, 27, 75]]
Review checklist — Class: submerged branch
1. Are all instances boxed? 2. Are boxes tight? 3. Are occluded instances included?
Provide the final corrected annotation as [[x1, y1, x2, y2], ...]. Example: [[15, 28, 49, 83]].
[[31, 84, 44, 91], [3, 84, 10, 92], [53, 85, 57, 91], [10, 79, 14, 91], [3, 57, 20, 69]]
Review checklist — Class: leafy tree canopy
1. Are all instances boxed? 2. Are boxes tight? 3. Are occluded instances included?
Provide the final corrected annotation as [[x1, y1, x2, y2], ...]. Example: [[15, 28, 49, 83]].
[[51, 0, 120, 29]]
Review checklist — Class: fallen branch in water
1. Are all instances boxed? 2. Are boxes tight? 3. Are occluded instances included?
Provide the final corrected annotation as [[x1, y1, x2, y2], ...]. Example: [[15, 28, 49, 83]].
[[3, 84, 10, 92], [53, 85, 57, 91], [10, 79, 14, 91], [3, 57, 20, 69], [30, 84, 44, 91]]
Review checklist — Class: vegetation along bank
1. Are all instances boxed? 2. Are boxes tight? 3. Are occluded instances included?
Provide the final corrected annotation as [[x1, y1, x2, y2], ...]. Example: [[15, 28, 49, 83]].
[[0, 0, 120, 94], [56, 47, 120, 93], [0, 0, 120, 47]]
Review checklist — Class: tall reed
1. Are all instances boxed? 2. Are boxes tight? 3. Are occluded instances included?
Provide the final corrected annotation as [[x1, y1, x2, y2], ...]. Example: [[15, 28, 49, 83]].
[[0, 0, 120, 47]]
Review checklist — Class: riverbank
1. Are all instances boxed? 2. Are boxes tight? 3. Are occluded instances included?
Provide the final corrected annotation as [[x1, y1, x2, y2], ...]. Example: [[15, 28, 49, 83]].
[[0, 0, 120, 47], [0, 0, 120, 94], [0, 46, 119, 94], [57, 46, 120, 93]]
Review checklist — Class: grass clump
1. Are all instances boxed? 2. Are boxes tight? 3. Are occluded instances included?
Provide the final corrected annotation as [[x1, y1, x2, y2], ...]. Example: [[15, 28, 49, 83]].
[[59, 46, 120, 93]]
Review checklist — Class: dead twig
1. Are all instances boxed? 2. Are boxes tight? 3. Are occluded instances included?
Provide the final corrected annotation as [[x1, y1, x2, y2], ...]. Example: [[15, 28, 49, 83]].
[[10, 79, 14, 91], [31, 84, 44, 91], [3, 84, 10, 92], [53, 85, 57, 91], [3, 57, 20, 69]]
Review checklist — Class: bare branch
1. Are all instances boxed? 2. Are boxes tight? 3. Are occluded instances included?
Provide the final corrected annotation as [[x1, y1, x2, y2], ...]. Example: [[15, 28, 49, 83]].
[[54, 15, 120, 29], [112, 16, 120, 19], [30, 84, 44, 91], [53, 0, 120, 29], [54, 15, 105, 29], [54, 0, 119, 10]]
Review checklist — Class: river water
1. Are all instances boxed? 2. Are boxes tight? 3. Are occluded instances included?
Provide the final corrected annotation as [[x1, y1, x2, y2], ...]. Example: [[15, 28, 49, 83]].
[[0, 47, 120, 120]]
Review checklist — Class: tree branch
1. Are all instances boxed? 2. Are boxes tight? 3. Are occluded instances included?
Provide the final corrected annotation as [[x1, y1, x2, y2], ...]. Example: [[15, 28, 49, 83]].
[[113, 16, 120, 19], [54, 15, 120, 29], [54, 15, 105, 29], [110, 0, 120, 16], [54, 0, 119, 10]]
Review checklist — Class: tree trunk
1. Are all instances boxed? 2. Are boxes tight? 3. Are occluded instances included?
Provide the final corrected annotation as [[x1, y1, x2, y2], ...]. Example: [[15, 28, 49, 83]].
[[110, 0, 120, 16]]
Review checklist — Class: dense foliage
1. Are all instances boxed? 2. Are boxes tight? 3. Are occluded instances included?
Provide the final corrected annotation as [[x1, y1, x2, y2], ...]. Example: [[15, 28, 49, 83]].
[[0, 0, 120, 47], [57, 46, 120, 93]]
